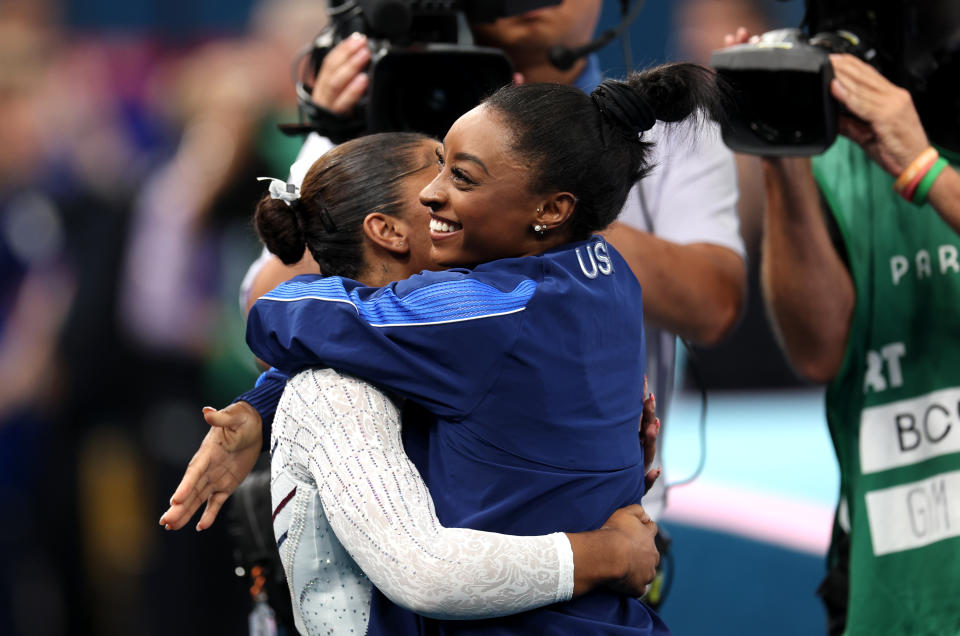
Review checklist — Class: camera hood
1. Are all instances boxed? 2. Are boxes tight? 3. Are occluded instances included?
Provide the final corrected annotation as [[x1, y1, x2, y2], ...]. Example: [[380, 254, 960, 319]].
[[365, 42, 513, 137], [712, 1, 960, 156], [287, 0, 562, 140], [710, 35, 837, 156]]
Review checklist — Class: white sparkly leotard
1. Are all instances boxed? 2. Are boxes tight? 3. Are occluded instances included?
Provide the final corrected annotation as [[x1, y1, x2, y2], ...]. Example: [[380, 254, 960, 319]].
[[271, 368, 575, 635]]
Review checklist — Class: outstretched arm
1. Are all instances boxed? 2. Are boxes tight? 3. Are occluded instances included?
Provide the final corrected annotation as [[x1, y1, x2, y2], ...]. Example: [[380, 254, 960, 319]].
[[160, 374, 661, 552], [160, 401, 263, 531]]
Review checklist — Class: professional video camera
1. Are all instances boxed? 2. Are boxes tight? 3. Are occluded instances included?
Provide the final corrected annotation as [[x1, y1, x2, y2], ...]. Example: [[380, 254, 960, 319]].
[[286, 0, 560, 141], [709, 0, 960, 155]]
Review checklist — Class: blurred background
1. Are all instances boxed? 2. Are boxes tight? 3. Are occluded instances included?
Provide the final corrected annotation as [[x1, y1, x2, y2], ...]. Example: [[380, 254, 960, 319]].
[[0, 0, 837, 634]]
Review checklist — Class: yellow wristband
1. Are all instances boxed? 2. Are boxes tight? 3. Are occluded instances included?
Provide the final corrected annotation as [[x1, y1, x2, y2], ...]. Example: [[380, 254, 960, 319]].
[[894, 147, 939, 194]]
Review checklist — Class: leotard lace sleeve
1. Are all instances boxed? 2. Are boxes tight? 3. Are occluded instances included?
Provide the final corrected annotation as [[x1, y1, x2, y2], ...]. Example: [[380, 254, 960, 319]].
[[275, 368, 574, 620]]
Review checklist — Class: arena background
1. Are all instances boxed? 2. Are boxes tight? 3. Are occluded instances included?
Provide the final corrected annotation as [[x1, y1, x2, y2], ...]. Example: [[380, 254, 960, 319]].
[[0, 1, 839, 634]]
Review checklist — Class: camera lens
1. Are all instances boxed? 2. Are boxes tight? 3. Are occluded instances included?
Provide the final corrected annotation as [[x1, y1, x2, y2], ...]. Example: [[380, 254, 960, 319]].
[[736, 70, 830, 145]]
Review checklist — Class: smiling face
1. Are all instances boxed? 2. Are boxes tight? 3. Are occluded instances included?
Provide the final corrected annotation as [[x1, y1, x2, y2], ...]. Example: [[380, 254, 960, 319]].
[[395, 140, 443, 276], [420, 105, 548, 268]]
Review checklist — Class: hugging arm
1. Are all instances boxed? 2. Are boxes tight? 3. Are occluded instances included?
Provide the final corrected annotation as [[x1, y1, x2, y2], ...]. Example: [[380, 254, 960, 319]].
[[160, 370, 663, 533], [277, 370, 658, 619], [246, 272, 531, 417]]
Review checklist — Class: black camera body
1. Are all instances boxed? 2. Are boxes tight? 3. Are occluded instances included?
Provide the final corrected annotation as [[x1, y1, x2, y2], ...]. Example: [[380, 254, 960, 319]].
[[295, 0, 558, 141], [710, 0, 960, 156], [710, 29, 845, 156]]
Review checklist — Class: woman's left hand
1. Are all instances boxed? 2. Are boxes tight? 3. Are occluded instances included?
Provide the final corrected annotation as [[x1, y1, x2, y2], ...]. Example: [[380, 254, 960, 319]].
[[640, 377, 661, 490]]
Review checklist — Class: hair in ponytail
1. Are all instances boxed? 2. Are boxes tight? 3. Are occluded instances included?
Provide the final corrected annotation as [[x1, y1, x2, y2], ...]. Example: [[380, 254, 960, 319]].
[[483, 62, 729, 239], [254, 132, 434, 279]]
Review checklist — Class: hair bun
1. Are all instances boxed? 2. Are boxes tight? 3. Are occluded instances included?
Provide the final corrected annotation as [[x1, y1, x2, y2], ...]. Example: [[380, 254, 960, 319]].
[[591, 79, 656, 138], [254, 193, 307, 266]]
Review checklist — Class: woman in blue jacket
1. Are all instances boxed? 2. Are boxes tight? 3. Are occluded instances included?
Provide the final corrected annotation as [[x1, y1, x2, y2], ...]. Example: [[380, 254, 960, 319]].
[[246, 63, 726, 634], [163, 132, 662, 634]]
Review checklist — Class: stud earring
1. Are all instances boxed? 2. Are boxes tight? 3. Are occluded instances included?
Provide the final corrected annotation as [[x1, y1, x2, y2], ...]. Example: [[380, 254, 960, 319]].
[[533, 207, 546, 236]]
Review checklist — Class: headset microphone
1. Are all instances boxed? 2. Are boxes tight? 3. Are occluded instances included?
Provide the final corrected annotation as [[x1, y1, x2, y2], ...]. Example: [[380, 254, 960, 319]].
[[548, 0, 646, 71], [548, 43, 597, 70]]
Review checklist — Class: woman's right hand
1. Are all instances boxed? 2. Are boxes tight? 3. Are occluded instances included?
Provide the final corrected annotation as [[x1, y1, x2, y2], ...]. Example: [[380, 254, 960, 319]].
[[601, 504, 660, 597], [567, 504, 660, 598]]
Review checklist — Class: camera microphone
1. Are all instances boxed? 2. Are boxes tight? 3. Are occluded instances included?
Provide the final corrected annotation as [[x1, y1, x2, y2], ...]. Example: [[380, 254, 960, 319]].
[[548, 0, 646, 71], [548, 42, 603, 71]]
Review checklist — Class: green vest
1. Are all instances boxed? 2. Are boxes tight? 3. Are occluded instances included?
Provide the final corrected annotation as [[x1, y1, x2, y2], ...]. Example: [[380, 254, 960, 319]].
[[813, 137, 960, 635]]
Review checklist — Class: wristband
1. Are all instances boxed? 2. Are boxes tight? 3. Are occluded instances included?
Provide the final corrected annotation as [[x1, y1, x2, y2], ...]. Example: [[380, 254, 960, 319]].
[[902, 152, 939, 202], [893, 147, 938, 198], [912, 157, 949, 206]]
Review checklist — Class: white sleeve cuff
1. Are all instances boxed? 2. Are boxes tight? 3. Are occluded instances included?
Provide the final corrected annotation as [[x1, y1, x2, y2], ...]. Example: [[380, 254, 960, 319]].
[[552, 531, 575, 603]]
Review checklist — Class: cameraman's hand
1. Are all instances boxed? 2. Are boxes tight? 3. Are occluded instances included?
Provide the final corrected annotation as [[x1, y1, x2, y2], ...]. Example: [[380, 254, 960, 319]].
[[159, 401, 263, 531], [311, 33, 371, 114], [829, 53, 930, 177], [601, 504, 660, 597]]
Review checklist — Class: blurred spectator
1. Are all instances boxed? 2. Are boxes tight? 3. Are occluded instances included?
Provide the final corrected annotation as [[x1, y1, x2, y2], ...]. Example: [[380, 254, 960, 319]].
[[0, 8, 166, 635], [670, 0, 803, 389], [0, 12, 77, 635], [112, 2, 327, 633], [0, 0, 327, 634]]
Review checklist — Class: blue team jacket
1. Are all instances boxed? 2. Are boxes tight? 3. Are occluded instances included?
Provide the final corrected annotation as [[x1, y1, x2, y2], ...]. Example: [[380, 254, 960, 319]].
[[246, 237, 668, 635]]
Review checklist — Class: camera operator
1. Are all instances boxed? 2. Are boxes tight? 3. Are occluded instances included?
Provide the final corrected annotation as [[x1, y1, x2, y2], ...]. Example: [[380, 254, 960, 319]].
[[727, 15, 960, 634], [301, 2, 747, 351], [249, 0, 747, 536]]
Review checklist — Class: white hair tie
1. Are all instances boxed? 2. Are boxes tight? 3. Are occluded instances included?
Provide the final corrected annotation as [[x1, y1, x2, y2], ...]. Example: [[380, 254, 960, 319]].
[[257, 177, 300, 206]]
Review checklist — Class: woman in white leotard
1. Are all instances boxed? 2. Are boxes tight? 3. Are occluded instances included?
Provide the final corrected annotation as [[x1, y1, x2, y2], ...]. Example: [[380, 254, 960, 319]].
[[162, 132, 660, 635]]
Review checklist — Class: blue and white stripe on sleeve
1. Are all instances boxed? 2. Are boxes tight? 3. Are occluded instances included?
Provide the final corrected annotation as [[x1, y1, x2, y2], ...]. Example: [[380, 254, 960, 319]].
[[260, 276, 538, 328]]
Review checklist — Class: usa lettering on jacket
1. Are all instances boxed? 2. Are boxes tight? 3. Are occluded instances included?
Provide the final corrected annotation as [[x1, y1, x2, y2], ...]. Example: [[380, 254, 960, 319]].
[[576, 241, 614, 279]]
